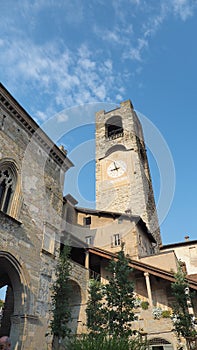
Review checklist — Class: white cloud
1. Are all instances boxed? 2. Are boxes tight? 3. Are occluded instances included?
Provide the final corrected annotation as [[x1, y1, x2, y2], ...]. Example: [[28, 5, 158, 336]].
[[1, 0, 197, 124], [116, 93, 123, 100], [123, 37, 148, 61], [0, 35, 126, 121], [94, 24, 133, 47], [20, 0, 84, 24], [36, 111, 47, 122], [104, 59, 113, 71], [94, 0, 197, 65], [111, 0, 140, 22], [56, 113, 69, 122], [171, 0, 196, 20]]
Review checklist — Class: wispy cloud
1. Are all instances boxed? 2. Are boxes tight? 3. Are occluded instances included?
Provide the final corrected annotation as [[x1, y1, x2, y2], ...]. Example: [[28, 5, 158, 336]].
[[94, 24, 133, 47], [1, 0, 197, 123], [171, 0, 197, 20], [0, 37, 125, 121], [94, 0, 197, 63], [18, 0, 85, 24]]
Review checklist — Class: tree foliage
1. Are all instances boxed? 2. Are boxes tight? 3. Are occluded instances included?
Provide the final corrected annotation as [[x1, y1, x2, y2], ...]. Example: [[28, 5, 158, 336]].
[[86, 279, 106, 334], [171, 262, 196, 338], [86, 244, 135, 337], [50, 245, 72, 342], [68, 334, 147, 350], [105, 246, 135, 337]]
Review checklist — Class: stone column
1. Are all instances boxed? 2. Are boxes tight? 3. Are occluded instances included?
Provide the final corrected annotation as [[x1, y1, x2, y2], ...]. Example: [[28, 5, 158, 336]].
[[85, 250, 89, 270], [144, 272, 153, 307]]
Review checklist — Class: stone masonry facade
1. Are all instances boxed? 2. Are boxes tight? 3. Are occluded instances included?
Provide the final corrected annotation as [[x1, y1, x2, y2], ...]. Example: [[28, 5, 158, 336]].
[[95, 100, 161, 246], [0, 83, 74, 349]]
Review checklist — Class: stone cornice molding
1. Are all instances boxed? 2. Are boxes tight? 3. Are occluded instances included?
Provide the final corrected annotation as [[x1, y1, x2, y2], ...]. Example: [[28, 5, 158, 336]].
[[0, 83, 73, 171]]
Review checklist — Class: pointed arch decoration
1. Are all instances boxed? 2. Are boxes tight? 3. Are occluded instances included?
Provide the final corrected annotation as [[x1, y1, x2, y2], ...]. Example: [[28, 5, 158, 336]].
[[0, 159, 22, 220]]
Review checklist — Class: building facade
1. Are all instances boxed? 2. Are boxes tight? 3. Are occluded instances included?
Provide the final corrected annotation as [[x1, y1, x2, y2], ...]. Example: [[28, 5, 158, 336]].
[[0, 83, 75, 349], [0, 84, 196, 350]]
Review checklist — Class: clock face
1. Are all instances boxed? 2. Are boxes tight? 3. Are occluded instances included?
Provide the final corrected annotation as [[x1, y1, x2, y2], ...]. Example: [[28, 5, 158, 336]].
[[107, 160, 127, 178]]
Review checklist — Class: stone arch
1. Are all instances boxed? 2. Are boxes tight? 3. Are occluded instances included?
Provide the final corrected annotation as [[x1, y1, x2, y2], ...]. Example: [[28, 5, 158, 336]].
[[105, 115, 123, 139], [148, 337, 174, 350], [105, 144, 127, 157], [0, 251, 30, 348], [67, 279, 83, 334], [0, 158, 22, 220]]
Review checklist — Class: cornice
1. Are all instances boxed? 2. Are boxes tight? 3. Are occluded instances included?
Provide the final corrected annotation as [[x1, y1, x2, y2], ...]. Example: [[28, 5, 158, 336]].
[[0, 83, 73, 171]]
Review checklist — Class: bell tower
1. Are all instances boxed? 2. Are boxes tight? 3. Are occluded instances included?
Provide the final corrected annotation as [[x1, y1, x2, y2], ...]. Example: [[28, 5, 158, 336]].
[[95, 100, 161, 245]]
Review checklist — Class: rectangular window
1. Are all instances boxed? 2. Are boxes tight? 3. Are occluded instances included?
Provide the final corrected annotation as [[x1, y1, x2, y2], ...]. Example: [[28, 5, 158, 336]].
[[84, 216, 91, 226], [113, 233, 121, 246], [85, 236, 93, 245]]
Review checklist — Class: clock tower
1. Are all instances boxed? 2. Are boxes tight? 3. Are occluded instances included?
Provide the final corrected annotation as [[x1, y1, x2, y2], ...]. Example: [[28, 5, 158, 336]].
[[95, 100, 161, 245]]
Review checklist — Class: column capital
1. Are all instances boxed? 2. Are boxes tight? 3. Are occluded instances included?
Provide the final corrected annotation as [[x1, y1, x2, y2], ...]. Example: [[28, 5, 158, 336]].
[[144, 272, 149, 277]]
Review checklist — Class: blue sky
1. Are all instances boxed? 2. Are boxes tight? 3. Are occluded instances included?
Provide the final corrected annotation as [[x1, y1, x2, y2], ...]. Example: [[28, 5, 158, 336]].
[[1, 0, 197, 247]]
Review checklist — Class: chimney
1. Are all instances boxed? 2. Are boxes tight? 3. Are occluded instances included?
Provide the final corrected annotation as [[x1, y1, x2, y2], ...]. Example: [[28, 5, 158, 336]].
[[125, 208, 132, 216]]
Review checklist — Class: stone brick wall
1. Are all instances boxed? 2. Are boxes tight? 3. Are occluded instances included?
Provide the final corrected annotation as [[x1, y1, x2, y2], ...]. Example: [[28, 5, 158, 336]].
[[0, 85, 72, 349], [95, 100, 161, 246], [70, 261, 89, 334]]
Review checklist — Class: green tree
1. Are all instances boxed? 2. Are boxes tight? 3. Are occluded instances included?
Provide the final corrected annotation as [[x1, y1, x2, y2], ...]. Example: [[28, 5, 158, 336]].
[[86, 279, 107, 335], [171, 262, 196, 338], [50, 245, 72, 349], [104, 245, 135, 337], [0, 299, 4, 309], [86, 244, 135, 338]]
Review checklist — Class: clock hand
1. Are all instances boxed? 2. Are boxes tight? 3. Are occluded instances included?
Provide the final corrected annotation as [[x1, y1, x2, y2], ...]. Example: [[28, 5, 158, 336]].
[[111, 162, 120, 171]]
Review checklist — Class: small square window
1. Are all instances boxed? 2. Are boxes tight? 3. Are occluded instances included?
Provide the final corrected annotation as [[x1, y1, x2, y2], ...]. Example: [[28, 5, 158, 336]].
[[85, 236, 92, 245], [84, 216, 91, 226]]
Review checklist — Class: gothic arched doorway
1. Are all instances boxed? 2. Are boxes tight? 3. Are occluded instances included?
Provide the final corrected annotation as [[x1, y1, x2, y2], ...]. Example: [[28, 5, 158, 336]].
[[0, 251, 28, 348]]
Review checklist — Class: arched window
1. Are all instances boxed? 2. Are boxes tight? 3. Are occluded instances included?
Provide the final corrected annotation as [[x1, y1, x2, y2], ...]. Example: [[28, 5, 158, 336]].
[[105, 116, 123, 140], [148, 338, 173, 350], [0, 161, 19, 217]]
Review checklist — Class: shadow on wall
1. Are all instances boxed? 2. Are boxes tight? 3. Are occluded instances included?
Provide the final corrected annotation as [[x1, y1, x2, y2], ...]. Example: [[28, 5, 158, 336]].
[[67, 279, 82, 334]]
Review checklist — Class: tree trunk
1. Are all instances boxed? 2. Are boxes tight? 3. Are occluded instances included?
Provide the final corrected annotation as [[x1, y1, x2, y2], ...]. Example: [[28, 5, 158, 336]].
[[185, 336, 197, 350], [52, 335, 60, 350]]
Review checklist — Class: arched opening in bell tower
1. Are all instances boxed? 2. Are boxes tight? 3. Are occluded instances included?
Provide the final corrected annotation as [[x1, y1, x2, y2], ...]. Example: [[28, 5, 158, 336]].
[[105, 115, 123, 140]]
